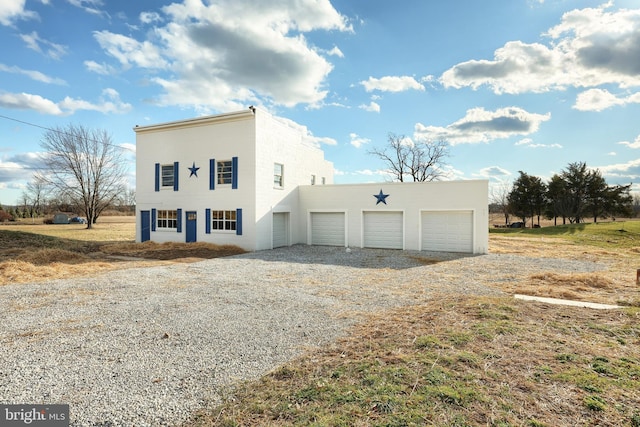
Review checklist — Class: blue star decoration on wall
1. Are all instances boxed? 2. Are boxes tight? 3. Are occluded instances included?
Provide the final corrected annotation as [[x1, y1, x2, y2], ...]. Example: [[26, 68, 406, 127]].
[[374, 189, 389, 205], [188, 161, 200, 177]]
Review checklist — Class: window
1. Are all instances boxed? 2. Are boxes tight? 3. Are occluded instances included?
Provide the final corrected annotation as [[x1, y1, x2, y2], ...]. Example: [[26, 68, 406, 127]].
[[157, 210, 177, 229], [217, 160, 232, 185], [161, 165, 174, 187], [311, 175, 316, 185], [274, 163, 284, 188], [321, 177, 326, 185], [155, 162, 178, 191], [211, 210, 236, 231]]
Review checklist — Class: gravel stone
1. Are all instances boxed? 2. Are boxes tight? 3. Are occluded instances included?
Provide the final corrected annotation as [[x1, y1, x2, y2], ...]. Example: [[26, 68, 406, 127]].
[[0, 245, 606, 426]]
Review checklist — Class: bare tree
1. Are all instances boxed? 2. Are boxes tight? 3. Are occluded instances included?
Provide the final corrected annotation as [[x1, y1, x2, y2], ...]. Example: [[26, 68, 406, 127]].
[[22, 177, 47, 223], [369, 133, 449, 182], [490, 180, 512, 226], [37, 124, 127, 229]]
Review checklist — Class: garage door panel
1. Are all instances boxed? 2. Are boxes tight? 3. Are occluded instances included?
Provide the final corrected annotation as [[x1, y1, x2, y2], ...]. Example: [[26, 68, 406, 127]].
[[363, 211, 403, 249], [311, 212, 345, 246], [422, 211, 473, 253], [273, 212, 288, 248]]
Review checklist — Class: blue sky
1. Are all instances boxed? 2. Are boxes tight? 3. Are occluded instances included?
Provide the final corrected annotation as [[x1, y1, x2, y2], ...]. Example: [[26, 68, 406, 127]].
[[2, 0, 640, 205]]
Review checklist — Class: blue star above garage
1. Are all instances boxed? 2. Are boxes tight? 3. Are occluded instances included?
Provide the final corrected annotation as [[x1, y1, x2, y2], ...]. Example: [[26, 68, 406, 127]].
[[188, 161, 200, 177], [374, 189, 389, 205]]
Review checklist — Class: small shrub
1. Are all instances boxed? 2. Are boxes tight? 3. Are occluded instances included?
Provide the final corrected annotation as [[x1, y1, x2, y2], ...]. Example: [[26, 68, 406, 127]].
[[583, 395, 606, 411]]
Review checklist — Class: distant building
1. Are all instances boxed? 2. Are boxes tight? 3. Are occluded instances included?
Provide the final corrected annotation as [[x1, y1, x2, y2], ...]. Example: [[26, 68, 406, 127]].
[[134, 108, 488, 254], [53, 213, 70, 224]]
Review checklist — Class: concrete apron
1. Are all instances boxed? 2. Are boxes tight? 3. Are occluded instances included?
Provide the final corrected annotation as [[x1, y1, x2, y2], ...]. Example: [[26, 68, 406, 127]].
[[514, 294, 621, 310]]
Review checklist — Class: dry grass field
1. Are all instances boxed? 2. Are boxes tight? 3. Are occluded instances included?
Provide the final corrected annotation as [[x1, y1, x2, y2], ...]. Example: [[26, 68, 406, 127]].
[[0, 216, 246, 285], [2, 216, 640, 426]]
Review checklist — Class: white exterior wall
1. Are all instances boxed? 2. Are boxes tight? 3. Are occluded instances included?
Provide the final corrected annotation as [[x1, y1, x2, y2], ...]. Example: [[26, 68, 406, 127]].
[[299, 180, 489, 254], [253, 110, 334, 250], [135, 111, 259, 249]]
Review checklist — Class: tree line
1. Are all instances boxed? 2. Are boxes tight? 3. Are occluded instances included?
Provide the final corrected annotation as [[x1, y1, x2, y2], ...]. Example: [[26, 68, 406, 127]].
[[494, 162, 634, 227]]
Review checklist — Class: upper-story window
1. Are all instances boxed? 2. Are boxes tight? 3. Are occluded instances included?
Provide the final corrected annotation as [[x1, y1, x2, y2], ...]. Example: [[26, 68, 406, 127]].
[[161, 164, 175, 188], [209, 157, 237, 190], [274, 163, 284, 188], [155, 162, 178, 192], [217, 160, 233, 185]]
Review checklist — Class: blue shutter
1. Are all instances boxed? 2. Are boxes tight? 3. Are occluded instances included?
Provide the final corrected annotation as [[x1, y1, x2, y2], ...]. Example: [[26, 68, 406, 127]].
[[177, 208, 182, 233], [209, 159, 215, 190], [205, 209, 211, 234], [154, 163, 160, 192], [151, 208, 157, 231], [232, 157, 238, 189], [173, 162, 179, 191], [236, 208, 242, 235]]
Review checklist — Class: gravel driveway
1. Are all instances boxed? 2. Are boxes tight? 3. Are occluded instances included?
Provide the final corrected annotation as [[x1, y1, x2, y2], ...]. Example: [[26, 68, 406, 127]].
[[0, 246, 604, 426]]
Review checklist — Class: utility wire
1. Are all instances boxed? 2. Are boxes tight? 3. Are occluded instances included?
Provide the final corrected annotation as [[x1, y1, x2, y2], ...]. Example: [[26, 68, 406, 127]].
[[0, 113, 137, 154]]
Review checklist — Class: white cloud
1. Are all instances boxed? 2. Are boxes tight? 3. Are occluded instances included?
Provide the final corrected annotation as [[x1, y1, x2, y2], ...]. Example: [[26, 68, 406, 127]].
[[140, 11, 162, 24], [478, 166, 511, 178], [67, 0, 108, 17], [359, 101, 380, 113], [275, 116, 337, 147], [619, 135, 640, 149], [59, 88, 132, 114], [440, 4, 640, 99], [0, 0, 37, 26], [573, 88, 640, 111], [596, 158, 640, 180], [361, 76, 425, 92], [349, 133, 370, 148], [515, 138, 533, 146], [93, 31, 167, 69], [84, 60, 117, 75], [119, 143, 136, 154], [94, 0, 351, 110], [20, 32, 67, 60], [414, 107, 551, 145], [0, 89, 131, 116], [0, 152, 47, 195], [0, 63, 66, 85], [0, 92, 63, 115], [326, 46, 344, 58], [515, 137, 562, 149]]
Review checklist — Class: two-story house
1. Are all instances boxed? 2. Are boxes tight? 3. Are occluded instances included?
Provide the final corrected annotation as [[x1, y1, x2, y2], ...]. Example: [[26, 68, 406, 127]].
[[135, 108, 489, 254]]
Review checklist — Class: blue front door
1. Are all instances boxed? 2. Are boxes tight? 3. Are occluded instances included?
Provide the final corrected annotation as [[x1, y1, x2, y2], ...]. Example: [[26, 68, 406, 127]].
[[141, 211, 150, 242], [186, 211, 197, 243]]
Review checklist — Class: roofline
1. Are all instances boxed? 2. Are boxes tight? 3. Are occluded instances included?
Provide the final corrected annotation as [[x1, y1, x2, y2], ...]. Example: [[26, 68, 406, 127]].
[[133, 107, 256, 133]]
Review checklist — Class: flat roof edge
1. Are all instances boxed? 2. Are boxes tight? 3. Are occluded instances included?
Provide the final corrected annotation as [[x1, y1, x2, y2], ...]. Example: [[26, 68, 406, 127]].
[[133, 108, 256, 133]]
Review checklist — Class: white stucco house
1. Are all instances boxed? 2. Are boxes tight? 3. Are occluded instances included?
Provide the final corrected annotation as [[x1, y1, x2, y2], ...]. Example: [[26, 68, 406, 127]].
[[135, 108, 489, 254]]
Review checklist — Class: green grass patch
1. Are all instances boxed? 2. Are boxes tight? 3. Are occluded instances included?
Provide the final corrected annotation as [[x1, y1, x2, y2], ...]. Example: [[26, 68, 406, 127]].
[[189, 297, 640, 426], [490, 220, 640, 249]]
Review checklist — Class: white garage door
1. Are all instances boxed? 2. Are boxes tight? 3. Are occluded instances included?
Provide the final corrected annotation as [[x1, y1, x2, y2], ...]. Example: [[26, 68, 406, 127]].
[[422, 210, 473, 253], [363, 211, 403, 249], [273, 212, 289, 248], [310, 212, 345, 246]]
